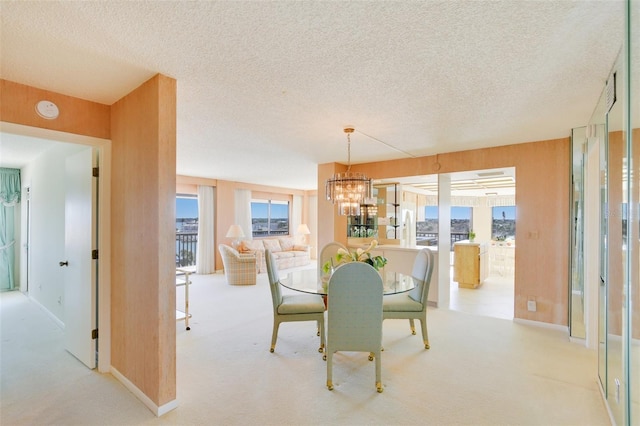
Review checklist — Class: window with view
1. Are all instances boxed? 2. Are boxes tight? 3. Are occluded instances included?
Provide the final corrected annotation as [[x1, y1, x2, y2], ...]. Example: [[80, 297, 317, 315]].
[[176, 195, 198, 267], [251, 199, 289, 237], [416, 206, 473, 248], [492, 206, 516, 240]]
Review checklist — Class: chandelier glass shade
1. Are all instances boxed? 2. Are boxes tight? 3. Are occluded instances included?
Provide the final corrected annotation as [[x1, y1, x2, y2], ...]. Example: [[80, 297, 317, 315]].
[[325, 128, 372, 216]]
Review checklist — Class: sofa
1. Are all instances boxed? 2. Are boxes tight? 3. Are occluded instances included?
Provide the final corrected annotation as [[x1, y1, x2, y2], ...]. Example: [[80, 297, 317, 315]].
[[240, 236, 310, 273]]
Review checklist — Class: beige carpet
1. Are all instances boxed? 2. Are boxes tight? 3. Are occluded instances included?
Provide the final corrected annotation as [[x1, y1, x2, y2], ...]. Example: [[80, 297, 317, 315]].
[[1, 266, 611, 425]]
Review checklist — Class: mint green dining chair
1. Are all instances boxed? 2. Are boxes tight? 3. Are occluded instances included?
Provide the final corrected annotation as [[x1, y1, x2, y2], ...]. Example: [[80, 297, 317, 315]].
[[382, 248, 435, 349], [265, 249, 325, 356], [326, 262, 384, 393]]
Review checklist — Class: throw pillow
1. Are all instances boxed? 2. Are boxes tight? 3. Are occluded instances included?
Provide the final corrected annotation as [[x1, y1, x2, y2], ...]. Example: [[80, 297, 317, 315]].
[[278, 237, 296, 251], [244, 240, 264, 251], [263, 239, 282, 253]]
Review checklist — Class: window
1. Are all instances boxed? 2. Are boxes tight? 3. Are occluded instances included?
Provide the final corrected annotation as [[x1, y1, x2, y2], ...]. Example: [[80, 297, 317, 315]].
[[176, 194, 198, 267], [492, 206, 516, 240], [251, 199, 289, 237], [416, 206, 473, 247], [451, 206, 473, 242]]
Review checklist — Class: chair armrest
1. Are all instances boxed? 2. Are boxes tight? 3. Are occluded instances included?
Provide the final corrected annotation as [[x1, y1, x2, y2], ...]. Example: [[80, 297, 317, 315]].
[[293, 245, 310, 252]]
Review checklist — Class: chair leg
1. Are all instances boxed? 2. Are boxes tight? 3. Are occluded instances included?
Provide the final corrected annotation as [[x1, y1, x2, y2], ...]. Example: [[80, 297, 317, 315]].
[[326, 350, 334, 390], [420, 317, 429, 349], [375, 350, 383, 393], [318, 319, 325, 354], [409, 319, 416, 335], [270, 321, 280, 353]]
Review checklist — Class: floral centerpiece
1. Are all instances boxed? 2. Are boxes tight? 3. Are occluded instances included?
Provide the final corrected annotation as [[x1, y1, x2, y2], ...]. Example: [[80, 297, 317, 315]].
[[322, 240, 388, 276]]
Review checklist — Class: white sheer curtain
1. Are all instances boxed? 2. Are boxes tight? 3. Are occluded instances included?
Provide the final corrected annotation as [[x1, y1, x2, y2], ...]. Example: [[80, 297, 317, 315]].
[[292, 194, 302, 240], [196, 185, 215, 274], [234, 189, 252, 239]]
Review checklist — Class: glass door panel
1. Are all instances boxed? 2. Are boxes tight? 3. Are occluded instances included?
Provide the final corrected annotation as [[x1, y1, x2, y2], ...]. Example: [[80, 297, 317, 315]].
[[570, 127, 586, 339], [606, 60, 625, 426], [630, 1, 640, 420]]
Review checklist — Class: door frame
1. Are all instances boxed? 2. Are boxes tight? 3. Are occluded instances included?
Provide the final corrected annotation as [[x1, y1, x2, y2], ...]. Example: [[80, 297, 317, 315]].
[[1, 122, 112, 373]]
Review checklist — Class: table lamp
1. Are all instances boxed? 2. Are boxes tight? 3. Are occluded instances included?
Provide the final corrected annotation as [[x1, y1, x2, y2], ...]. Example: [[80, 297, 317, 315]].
[[297, 223, 311, 245], [226, 224, 245, 250]]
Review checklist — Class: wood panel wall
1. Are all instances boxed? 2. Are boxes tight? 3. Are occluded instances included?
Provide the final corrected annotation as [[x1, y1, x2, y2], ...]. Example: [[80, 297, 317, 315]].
[[111, 75, 176, 406], [1, 77, 177, 410], [321, 137, 571, 325], [1, 79, 110, 137]]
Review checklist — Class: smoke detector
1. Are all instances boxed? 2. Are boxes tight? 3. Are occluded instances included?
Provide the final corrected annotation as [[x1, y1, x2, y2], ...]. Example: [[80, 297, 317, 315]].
[[35, 100, 59, 120]]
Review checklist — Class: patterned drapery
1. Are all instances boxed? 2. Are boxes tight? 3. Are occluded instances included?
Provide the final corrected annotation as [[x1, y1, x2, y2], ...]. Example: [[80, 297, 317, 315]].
[[1, 168, 21, 290]]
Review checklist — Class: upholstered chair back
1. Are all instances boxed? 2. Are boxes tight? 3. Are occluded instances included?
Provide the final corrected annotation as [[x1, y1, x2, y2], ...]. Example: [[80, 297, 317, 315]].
[[319, 242, 348, 275], [265, 249, 283, 309], [409, 248, 435, 305]]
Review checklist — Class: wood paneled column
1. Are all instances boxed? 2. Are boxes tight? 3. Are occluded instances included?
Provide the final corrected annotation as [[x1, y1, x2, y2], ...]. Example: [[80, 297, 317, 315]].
[[111, 74, 177, 413]]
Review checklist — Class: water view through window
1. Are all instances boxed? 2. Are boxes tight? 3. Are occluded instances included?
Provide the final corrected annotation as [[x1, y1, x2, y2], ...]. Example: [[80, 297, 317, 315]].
[[251, 200, 289, 237], [176, 195, 198, 267]]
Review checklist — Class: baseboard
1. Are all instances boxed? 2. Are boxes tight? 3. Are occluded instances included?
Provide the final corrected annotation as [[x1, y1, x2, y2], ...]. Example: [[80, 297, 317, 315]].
[[513, 317, 568, 333], [28, 294, 64, 329], [110, 366, 178, 417], [597, 378, 617, 426]]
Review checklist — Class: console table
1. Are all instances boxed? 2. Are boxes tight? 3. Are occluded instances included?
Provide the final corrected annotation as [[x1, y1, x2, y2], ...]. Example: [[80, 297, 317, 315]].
[[176, 268, 192, 330]]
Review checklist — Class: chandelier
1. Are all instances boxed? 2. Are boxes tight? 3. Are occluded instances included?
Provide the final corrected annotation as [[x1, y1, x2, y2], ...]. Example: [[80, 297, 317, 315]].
[[325, 127, 372, 216]]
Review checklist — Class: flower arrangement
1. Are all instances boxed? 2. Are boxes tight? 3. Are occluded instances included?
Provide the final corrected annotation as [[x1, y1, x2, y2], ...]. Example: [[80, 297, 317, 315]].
[[322, 240, 388, 275]]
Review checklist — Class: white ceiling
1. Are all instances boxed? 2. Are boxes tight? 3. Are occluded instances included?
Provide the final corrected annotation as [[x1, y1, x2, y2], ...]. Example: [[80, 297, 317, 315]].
[[0, 1, 624, 190]]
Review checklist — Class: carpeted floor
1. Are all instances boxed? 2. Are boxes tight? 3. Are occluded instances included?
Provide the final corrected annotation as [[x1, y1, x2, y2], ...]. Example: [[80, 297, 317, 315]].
[[1, 266, 610, 425]]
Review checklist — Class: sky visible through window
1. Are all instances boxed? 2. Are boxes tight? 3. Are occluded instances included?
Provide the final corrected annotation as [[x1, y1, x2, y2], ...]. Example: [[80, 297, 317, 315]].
[[176, 197, 198, 218], [492, 206, 516, 220], [425, 206, 472, 219], [424, 206, 515, 220], [251, 202, 288, 218]]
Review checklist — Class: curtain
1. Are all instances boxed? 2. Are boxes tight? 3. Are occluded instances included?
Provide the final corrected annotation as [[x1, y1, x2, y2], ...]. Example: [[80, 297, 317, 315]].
[[196, 185, 215, 274], [234, 189, 252, 240], [1, 168, 21, 291], [292, 194, 302, 242]]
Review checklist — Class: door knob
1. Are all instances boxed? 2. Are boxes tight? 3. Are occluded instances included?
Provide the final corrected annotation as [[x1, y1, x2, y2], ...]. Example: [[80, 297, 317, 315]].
[[59, 261, 69, 267]]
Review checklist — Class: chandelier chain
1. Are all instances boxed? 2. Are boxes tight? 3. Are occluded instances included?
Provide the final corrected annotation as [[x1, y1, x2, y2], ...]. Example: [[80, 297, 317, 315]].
[[346, 131, 351, 172]]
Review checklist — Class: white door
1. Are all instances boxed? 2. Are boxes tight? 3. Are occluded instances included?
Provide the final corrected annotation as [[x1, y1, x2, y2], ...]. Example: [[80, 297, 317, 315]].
[[63, 147, 97, 368]]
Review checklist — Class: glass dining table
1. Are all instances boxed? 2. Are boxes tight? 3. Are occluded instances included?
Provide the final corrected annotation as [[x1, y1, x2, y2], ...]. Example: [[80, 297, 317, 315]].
[[278, 268, 416, 296]]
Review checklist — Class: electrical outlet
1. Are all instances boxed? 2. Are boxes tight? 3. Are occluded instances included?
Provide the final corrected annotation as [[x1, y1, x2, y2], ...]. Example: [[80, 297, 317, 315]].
[[57, 296, 62, 305], [527, 300, 537, 312]]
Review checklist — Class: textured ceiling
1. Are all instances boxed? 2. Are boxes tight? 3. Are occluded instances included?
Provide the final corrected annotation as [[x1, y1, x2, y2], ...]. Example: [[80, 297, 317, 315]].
[[0, 1, 625, 190]]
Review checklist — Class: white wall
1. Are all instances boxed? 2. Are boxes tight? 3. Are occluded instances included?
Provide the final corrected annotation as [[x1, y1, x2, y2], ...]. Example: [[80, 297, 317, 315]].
[[473, 204, 493, 243], [20, 142, 84, 322]]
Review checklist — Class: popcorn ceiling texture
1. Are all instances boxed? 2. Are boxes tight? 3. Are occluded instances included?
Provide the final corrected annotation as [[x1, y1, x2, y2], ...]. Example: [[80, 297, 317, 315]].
[[0, 1, 625, 189]]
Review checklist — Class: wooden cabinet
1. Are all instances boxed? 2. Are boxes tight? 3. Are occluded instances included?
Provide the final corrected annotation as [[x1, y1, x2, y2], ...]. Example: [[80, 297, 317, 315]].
[[453, 242, 488, 289]]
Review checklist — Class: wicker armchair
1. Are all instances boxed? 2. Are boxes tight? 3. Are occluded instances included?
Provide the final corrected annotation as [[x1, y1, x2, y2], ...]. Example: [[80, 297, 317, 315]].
[[218, 244, 257, 285]]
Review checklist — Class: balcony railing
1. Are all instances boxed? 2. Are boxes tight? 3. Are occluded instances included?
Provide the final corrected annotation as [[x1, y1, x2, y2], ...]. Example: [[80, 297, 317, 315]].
[[176, 231, 197, 267], [252, 229, 289, 237]]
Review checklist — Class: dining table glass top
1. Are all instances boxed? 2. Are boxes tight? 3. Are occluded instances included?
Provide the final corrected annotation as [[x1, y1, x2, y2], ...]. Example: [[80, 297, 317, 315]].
[[278, 268, 416, 296]]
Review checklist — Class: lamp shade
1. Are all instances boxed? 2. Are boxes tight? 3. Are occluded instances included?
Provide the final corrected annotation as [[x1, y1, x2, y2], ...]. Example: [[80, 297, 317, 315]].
[[226, 224, 245, 239], [297, 224, 311, 235]]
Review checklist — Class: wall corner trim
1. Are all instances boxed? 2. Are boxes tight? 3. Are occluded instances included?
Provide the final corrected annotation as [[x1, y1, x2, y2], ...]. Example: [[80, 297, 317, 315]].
[[110, 367, 178, 417]]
